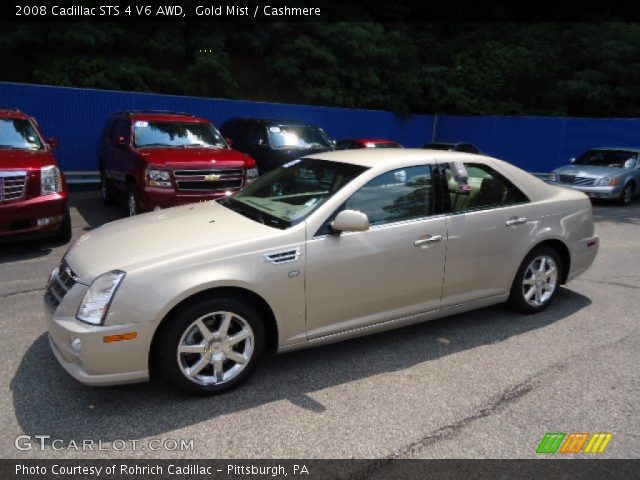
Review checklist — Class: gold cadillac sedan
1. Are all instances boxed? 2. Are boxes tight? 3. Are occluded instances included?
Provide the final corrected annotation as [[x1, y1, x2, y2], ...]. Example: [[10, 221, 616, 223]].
[[44, 150, 598, 394]]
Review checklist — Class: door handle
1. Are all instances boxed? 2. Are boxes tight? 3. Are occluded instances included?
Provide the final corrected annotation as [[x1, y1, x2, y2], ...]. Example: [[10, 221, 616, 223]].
[[505, 217, 528, 226], [414, 235, 443, 247]]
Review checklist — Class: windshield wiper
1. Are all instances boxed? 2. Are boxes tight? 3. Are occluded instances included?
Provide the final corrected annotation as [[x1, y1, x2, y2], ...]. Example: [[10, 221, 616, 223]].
[[137, 143, 177, 148]]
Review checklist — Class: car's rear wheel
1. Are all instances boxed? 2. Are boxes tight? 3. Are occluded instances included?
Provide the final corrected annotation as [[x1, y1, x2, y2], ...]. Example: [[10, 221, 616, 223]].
[[620, 183, 634, 206], [154, 298, 265, 395], [127, 183, 141, 216], [508, 246, 563, 313]]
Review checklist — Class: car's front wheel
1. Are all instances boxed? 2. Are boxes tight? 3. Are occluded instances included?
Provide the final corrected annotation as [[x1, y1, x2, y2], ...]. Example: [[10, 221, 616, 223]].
[[154, 298, 265, 394], [508, 246, 563, 313], [620, 183, 634, 206]]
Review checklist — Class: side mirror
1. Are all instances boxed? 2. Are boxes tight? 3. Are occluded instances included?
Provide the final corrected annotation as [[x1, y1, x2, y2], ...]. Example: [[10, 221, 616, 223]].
[[570, 157, 576, 164], [331, 210, 370, 233], [117, 136, 128, 148], [225, 137, 233, 147], [47, 137, 59, 150], [330, 139, 337, 149]]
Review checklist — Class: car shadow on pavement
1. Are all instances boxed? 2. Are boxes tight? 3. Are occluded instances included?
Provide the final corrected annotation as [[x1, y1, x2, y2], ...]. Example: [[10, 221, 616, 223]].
[[592, 200, 640, 226], [11, 288, 591, 444], [0, 242, 53, 264], [69, 191, 123, 231]]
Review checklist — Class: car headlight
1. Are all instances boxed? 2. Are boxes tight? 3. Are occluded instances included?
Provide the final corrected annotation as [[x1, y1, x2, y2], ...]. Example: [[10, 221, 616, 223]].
[[145, 168, 172, 188], [246, 167, 259, 183], [595, 177, 618, 187], [41, 165, 62, 195], [76, 270, 126, 325], [548, 172, 557, 182]]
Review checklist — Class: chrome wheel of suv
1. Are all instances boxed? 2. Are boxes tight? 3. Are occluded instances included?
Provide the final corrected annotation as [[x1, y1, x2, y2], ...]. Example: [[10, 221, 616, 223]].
[[177, 311, 255, 386], [522, 255, 558, 307]]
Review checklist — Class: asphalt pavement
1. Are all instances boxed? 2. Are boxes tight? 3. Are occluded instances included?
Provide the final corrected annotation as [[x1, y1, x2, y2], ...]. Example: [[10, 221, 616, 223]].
[[0, 192, 638, 460]]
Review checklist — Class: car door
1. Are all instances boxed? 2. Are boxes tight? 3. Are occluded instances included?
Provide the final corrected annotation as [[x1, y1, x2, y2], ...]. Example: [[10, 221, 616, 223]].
[[304, 163, 448, 339], [439, 161, 534, 306]]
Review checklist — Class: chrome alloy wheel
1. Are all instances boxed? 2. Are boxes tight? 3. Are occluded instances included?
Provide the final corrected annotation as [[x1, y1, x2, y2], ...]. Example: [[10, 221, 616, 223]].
[[177, 311, 255, 386], [623, 185, 633, 205], [522, 255, 558, 307]]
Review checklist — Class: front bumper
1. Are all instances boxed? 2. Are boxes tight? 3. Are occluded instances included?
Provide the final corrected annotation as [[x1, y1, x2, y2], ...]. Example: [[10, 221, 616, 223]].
[[550, 182, 622, 199], [140, 187, 239, 211], [44, 270, 151, 386], [0, 192, 68, 241]]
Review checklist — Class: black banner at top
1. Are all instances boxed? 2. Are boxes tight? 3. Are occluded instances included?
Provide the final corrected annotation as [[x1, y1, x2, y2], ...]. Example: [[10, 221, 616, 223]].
[[3, 0, 640, 23]]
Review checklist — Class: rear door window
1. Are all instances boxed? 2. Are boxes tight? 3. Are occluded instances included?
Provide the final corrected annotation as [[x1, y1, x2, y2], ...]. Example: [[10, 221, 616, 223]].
[[443, 163, 528, 213]]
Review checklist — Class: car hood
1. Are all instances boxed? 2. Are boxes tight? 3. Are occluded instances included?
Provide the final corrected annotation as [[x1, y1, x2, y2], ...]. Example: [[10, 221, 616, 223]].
[[0, 148, 56, 170], [137, 147, 254, 169], [554, 164, 626, 178], [65, 201, 276, 284]]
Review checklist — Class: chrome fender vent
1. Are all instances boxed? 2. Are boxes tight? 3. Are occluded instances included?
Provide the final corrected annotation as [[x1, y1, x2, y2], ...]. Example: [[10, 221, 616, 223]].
[[264, 247, 301, 264]]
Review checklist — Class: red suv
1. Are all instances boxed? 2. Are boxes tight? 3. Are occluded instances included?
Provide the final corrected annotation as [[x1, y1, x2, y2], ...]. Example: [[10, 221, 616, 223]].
[[0, 108, 70, 243], [99, 111, 258, 215]]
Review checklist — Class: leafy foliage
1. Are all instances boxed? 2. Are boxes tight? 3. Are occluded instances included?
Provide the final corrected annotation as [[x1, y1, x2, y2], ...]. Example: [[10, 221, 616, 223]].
[[1, 21, 639, 116]]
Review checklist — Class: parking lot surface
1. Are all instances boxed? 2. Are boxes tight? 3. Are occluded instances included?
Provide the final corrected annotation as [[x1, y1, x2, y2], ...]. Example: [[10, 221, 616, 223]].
[[1, 192, 638, 459]]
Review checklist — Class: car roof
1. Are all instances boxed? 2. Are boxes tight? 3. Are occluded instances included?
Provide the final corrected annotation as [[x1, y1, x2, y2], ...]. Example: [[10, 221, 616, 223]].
[[115, 111, 208, 123], [305, 148, 484, 168], [0, 108, 31, 120], [305, 148, 555, 203], [342, 138, 399, 144], [225, 117, 313, 126], [589, 147, 640, 153]]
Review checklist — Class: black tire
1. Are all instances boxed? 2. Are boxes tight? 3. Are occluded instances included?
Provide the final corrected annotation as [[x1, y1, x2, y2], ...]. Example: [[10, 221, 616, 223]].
[[51, 208, 72, 245], [100, 170, 114, 205], [507, 245, 563, 313], [619, 183, 634, 206], [127, 182, 141, 216], [153, 297, 266, 395]]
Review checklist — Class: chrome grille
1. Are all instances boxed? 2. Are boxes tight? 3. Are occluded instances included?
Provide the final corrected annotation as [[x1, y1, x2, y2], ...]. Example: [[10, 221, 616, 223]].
[[559, 175, 595, 187], [44, 261, 78, 310], [0, 171, 27, 203], [174, 169, 244, 192]]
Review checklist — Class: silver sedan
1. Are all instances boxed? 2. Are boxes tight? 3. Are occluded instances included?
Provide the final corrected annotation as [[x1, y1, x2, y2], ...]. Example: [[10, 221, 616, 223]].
[[549, 148, 640, 205]]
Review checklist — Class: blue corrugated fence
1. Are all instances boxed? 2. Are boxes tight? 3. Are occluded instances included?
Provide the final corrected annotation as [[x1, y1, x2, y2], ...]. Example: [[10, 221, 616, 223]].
[[3, 81, 640, 174]]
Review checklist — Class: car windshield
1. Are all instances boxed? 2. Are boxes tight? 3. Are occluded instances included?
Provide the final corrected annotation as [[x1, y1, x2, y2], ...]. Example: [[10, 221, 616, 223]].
[[222, 158, 367, 229], [371, 142, 401, 148], [133, 121, 227, 148], [267, 125, 332, 150], [0, 118, 43, 150], [574, 149, 638, 168]]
